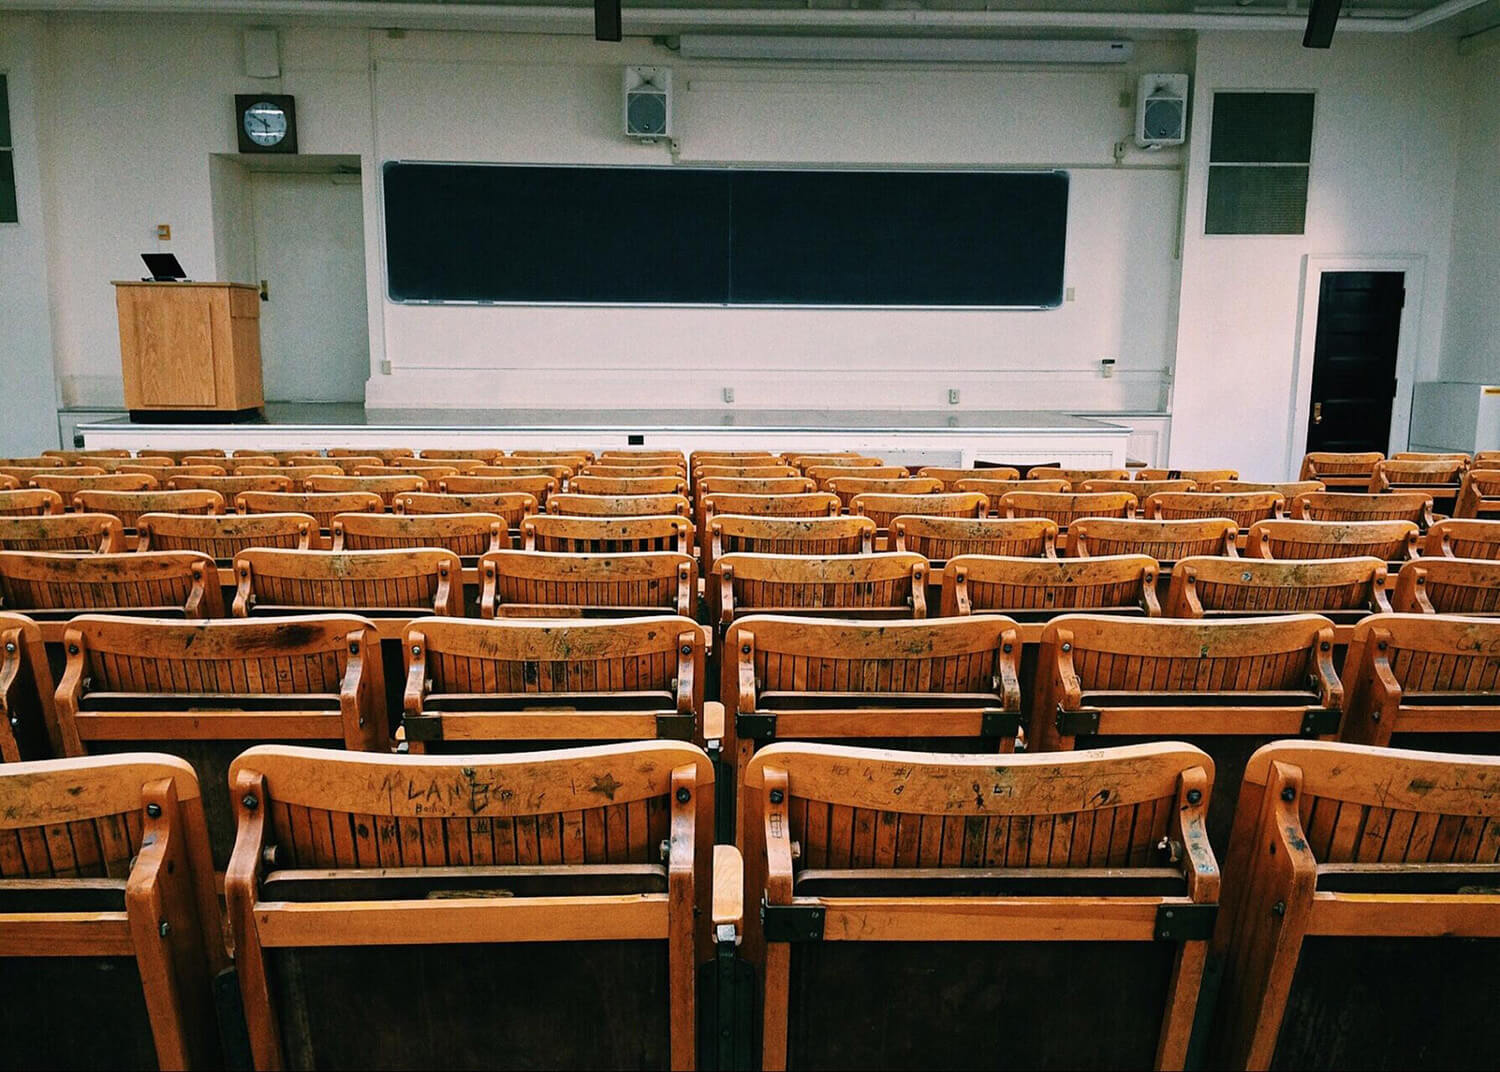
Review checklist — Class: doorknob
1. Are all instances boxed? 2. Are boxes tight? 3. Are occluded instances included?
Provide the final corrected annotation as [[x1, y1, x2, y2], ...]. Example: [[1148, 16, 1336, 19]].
[[1312, 402, 1323, 425]]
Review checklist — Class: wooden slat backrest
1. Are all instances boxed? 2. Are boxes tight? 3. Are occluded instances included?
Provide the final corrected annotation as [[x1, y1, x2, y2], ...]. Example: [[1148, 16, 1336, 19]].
[[1299, 451, 1383, 488], [892, 515, 1058, 561], [226, 741, 712, 1069], [439, 475, 558, 503], [714, 552, 929, 624], [204, 454, 281, 472], [1027, 467, 1132, 484], [396, 490, 539, 526], [693, 465, 799, 483], [1080, 478, 1197, 496], [572, 474, 689, 497], [73, 457, 170, 473], [332, 512, 509, 556], [43, 448, 132, 461], [0, 456, 68, 468], [851, 491, 987, 530], [1068, 517, 1239, 561], [1394, 450, 1472, 461], [403, 616, 705, 747], [787, 454, 882, 470], [0, 465, 102, 483], [0, 550, 222, 617], [390, 458, 484, 475], [1392, 557, 1500, 615], [523, 513, 693, 555], [598, 450, 685, 463], [0, 513, 124, 554], [136, 512, 314, 558], [709, 516, 875, 575], [291, 454, 383, 473], [1214, 741, 1500, 1070], [690, 450, 778, 465], [1248, 518, 1420, 561], [150, 449, 225, 462], [695, 477, 817, 533], [581, 463, 687, 479], [807, 465, 910, 488], [1145, 491, 1284, 527], [0, 488, 93, 517], [237, 464, 345, 491], [956, 477, 1071, 500], [356, 463, 461, 481], [168, 473, 293, 497], [0, 752, 223, 1067], [419, 448, 503, 462], [1293, 491, 1434, 527], [999, 491, 1136, 527], [1425, 518, 1500, 559], [31, 472, 157, 497], [232, 449, 312, 461], [1454, 469, 1500, 519], [1167, 556, 1389, 618], [473, 463, 576, 484], [1370, 457, 1468, 494], [327, 447, 414, 460], [481, 550, 696, 617], [1136, 468, 1239, 483], [548, 493, 691, 518], [1476, 450, 1500, 468], [238, 490, 384, 530], [0, 611, 56, 760], [234, 548, 464, 616], [916, 466, 1020, 490], [304, 473, 427, 507], [702, 492, 840, 524], [73, 488, 225, 530], [942, 554, 1159, 618], [1211, 479, 1326, 497], [117, 463, 223, 481], [508, 450, 594, 465]]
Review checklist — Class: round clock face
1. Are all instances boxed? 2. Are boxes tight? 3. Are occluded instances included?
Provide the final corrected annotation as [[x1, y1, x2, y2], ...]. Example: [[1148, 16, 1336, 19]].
[[243, 101, 289, 147]]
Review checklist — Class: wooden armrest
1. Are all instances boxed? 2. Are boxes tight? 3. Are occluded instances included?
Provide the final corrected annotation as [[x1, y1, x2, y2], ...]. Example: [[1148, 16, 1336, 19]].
[[713, 844, 744, 932], [703, 700, 725, 744]]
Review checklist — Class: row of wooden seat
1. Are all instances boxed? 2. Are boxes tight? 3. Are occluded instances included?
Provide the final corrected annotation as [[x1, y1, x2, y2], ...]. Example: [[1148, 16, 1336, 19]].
[[5, 736, 1498, 1069]]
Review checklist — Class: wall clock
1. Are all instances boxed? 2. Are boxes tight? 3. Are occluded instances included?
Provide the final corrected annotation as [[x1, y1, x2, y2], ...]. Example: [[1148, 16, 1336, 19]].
[[235, 94, 298, 154]]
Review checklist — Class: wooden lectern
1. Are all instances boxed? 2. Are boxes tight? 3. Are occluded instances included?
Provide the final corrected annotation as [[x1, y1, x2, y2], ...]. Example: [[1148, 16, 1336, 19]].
[[113, 281, 265, 421]]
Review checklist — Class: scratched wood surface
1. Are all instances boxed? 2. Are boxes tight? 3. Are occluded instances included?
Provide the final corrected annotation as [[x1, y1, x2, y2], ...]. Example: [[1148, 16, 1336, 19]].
[[417, 448, 504, 462], [573, 474, 689, 497], [114, 462, 224, 481], [1068, 517, 1238, 561], [397, 490, 540, 525], [1247, 519, 1420, 562], [941, 554, 1159, 618], [0, 550, 222, 617], [0, 513, 124, 553], [709, 516, 875, 576], [1299, 451, 1384, 490], [0, 611, 55, 760], [1293, 491, 1434, 528], [999, 491, 1136, 528], [1425, 518, 1500, 559], [136, 511, 314, 559], [327, 447, 415, 461], [713, 552, 928, 623], [239, 489, 385, 530], [1212, 480, 1326, 499], [1392, 557, 1500, 615], [1167, 556, 1389, 620], [1026, 467, 1132, 484], [290, 453, 386, 473], [437, 475, 559, 505], [392, 457, 487, 474], [472, 463, 577, 484], [1454, 469, 1500, 520], [73, 488, 224, 530], [702, 493, 840, 527], [581, 463, 688, 479], [893, 516, 1057, 562], [30, 472, 156, 497], [1137, 468, 1239, 484], [238, 464, 345, 492], [695, 476, 815, 532], [916, 466, 1020, 491], [1370, 457, 1468, 493], [167, 473, 293, 497], [1146, 491, 1284, 528], [304, 473, 428, 508], [523, 513, 693, 555], [481, 550, 696, 617], [43, 448, 132, 461], [548, 493, 691, 518], [851, 492, 987, 531], [234, 548, 464, 616], [1080, 478, 1197, 496], [0, 466, 103, 486], [333, 511, 510, 556], [358, 463, 461, 481]]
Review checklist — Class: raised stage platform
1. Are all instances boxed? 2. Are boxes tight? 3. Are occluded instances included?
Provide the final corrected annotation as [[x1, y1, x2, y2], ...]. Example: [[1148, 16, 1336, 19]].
[[79, 403, 1131, 466]]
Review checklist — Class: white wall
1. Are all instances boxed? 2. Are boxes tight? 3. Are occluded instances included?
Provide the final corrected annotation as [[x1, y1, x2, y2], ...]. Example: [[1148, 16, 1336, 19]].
[[1169, 32, 1463, 479], [0, 17, 61, 453]]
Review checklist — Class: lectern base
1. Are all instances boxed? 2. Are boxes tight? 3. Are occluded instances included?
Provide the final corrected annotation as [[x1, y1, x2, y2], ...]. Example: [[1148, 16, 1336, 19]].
[[128, 407, 264, 424]]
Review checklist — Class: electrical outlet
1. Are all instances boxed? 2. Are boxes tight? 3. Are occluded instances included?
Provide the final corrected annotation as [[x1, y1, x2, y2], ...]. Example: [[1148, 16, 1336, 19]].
[[948, 388, 960, 405], [155, 224, 171, 241], [722, 387, 735, 404], [380, 360, 392, 375], [1100, 358, 1116, 379]]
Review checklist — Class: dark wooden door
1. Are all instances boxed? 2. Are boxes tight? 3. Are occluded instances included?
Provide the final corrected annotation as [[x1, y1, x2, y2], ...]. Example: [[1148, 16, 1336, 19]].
[[1306, 271, 1404, 453]]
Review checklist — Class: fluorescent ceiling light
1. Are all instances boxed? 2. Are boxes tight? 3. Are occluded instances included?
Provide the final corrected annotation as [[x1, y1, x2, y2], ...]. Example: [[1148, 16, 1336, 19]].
[[675, 35, 1136, 63]]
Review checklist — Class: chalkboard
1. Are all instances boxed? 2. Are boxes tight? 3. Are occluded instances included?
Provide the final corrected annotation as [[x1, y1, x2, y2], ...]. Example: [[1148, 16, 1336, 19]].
[[383, 162, 1067, 308]]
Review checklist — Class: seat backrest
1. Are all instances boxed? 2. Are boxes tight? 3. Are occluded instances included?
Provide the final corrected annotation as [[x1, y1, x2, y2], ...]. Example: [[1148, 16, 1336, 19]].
[[521, 513, 693, 555], [1079, 478, 1197, 496], [136, 511, 313, 558], [1167, 556, 1388, 618], [168, 473, 293, 497], [788, 454, 884, 471], [956, 477, 1071, 498], [1135, 467, 1238, 483], [418, 447, 503, 462], [1, 465, 102, 483], [327, 446, 414, 460], [473, 463, 576, 484], [1454, 469, 1500, 519], [0, 753, 224, 1069], [1027, 467, 1132, 484], [237, 463, 345, 491], [1299, 451, 1383, 487], [332, 511, 509, 556], [571, 474, 688, 497], [388, 458, 481, 475], [999, 491, 1136, 527], [1215, 741, 1500, 1070], [73, 488, 224, 529], [1294, 490, 1434, 527], [1145, 491, 1284, 527], [692, 465, 800, 484], [892, 515, 1057, 561], [438, 475, 557, 504], [1068, 516, 1238, 560], [807, 465, 910, 487], [358, 463, 460, 481], [233, 548, 464, 616], [117, 462, 225, 482], [713, 552, 929, 623], [916, 465, 1020, 490], [508, 450, 594, 464], [1424, 517, 1500, 559], [1211, 479, 1325, 497], [580, 463, 686, 479], [1475, 450, 1500, 468], [481, 549, 696, 617], [0, 550, 222, 617], [1248, 518, 1419, 561], [708, 516, 875, 574], [1370, 457, 1468, 493], [702, 492, 840, 522], [942, 553, 1158, 618], [152, 448, 224, 462], [851, 491, 987, 530], [31, 472, 157, 496], [0, 611, 55, 760], [238, 490, 384, 529], [1392, 556, 1500, 615], [304, 473, 427, 507], [0, 513, 125, 553], [293, 454, 383, 473], [548, 493, 690, 517], [226, 741, 713, 1070]]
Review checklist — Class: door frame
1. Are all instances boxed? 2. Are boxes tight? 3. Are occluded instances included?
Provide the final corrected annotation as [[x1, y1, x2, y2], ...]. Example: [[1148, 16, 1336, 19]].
[[1287, 253, 1425, 475]]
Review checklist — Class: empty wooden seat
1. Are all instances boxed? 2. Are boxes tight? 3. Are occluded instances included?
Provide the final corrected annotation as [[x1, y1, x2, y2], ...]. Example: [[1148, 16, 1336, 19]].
[[305, 473, 427, 507], [1211, 479, 1326, 498], [1081, 478, 1197, 496], [708, 516, 875, 576], [0, 550, 222, 620], [440, 474, 558, 503], [237, 463, 344, 491], [0, 488, 72, 517], [1027, 466, 1132, 484], [0, 455, 68, 468], [850, 491, 987, 531], [1068, 516, 1238, 562], [1392, 450, 1471, 462], [396, 490, 539, 528], [198, 454, 281, 472], [0, 753, 225, 1068], [150, 448, 224, 462], [31, 472, 156, 497], [1293, 490, 1435, 528], [42, 448, 131, 461], [807, 465, 910, 488], [332, 511, 510, 557], [955, 476, 1071, 501], [401, 616, 706, 750], [942, 554, 1159, 620], [234, 448, 316, 461], [292, 453, 384, 473], [522, 513, 693, 555], [701, 492, 839, 524], [581, 463, 687, 480], [788, 454, 884, 470], [1425, 517, 1500, 559], [0, 513, 124, 554], [227, 741, 713, 1070], [1370, 458, 1467, 509], [917, 465, 1020, 490], [1299, 450, 1383, 490], [597, 449, 685, 464], [892, 515, 1058, 562], [743, 741, 1216, 1071], [1475, 450, 1500, 468], [690, 449, 778, 465], [1167, 556, 1389, 622], [508, 450, 594, 464], [234, 548, 464, 618], [419, 447, 503, 462], [0, 611, 55, 759], [999, 490, 1136, 527], [474, 463, 576, 485], [136, 512, 314, 559], [168, 473, 293, 498], [54, 614, 386, 862], [73, 488, 224, 530], [390, 457, 485, 474], [357, 462, 462, 481], [1213, 741, 1500, 1070], [1392, 557, 1500, 615], [0, 465, 101, 485], [1248, 518, 1419, 562], [1339, 614, 1500, 748], [238, 489, 384, 530], [117, 462, 224, 482], [713, 552, 929, 625], [572, 474, 688, 497], [327, 446, 414, 460], [692, 464, 799, 483], [695, 476, 816, 532], [1454, 468, 1500, 519], [548, 493, 690, 517], [1136, 467, 1239, 483], [1145, 491, 1284, 528], [481, 550, 695, 618]]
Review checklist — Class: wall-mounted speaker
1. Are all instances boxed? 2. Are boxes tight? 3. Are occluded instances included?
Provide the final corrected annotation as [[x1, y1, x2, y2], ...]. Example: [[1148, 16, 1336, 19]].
[[624, 66, 672, 140], [1135, 73, 1189, 148]]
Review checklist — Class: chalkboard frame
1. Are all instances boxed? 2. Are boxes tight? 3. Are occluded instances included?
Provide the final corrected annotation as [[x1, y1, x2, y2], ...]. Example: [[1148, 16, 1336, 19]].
[[382, 160, 1069, 310]]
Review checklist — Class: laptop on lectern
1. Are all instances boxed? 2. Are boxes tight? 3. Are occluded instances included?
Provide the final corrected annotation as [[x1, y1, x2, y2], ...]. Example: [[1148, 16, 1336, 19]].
[[140, 253, 188, 282]]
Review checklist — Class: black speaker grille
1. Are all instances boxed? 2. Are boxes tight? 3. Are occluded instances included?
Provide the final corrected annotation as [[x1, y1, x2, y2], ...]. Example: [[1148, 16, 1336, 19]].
[[1206, 91, 1314, 235]]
